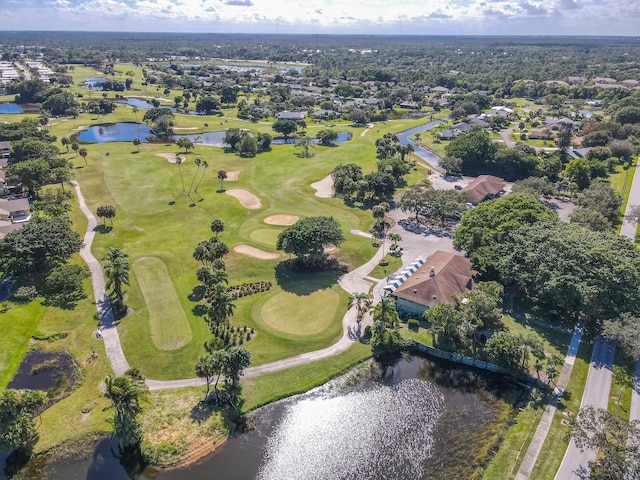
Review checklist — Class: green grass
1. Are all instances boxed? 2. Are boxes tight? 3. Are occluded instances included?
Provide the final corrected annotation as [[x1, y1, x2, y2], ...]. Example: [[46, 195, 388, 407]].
[[0, 301, 46, 389], [607, 355, 635, 419], [608, 158, 636, 216], [399, 324, 434, 346], [133, 256, 192, 351], [241, 341, 372, 412], [529, 335, 595, 479], [367, 253, 403, 279], [483, 393, 547, 480]]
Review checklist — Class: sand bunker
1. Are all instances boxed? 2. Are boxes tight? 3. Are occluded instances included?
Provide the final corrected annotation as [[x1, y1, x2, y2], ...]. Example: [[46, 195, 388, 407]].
[[226, 189, 262, 209], [226, 171, 240, 181], [155, 152, 185, 164], [310, 174, 334, 198], [172, 127, 200, 131], [234, 244, 279, 260], [264, 214, 299, 226]]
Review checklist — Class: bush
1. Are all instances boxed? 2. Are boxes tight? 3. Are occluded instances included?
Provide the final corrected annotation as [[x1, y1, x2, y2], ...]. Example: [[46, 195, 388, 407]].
[[13, 285, 38, 302], [408, 319, 420, 331]]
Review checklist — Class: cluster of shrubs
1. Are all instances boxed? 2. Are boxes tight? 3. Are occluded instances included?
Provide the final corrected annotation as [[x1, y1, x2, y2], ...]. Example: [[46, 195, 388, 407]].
[[210, 324, 256, 347], [227, 281, 273, 300]]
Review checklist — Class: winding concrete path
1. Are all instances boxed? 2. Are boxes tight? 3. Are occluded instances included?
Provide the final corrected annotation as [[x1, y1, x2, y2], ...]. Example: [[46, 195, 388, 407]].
[[75, 180, 383, 390], [74, 182, 130, 376]]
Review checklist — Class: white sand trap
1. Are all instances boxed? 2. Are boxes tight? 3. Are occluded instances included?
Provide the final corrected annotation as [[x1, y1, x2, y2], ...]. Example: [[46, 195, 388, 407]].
[[173, 127, 200, 131], [226, 171, 240, 181], [351, 229, 373, 239], [155, 152, 185, 163], [264, 214, 299, 226], [234, 244, 279, 260], [226, 189, 262, 209], [311, 174, 334, 198], [73, 125, 86, 131]]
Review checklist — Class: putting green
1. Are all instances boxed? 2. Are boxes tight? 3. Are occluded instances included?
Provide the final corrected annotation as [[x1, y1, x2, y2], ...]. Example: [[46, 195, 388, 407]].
[[250, 228, 281, 248], [260, 289, 340, 336], [133, 257, 192, 351]]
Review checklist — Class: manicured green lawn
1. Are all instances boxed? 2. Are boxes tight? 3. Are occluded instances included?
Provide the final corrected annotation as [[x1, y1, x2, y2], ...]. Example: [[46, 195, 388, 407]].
[[133, 256, 192, 351], [608, 158, 636, 216], [0, 301, 46, 389], [501, 315, 571, 368], [367, 253, 403, 279], [241, 341, 371, 411]]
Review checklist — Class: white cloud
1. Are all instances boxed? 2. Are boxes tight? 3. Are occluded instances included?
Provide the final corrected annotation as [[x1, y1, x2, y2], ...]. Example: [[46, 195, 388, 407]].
[[1, 0, 637, 35]]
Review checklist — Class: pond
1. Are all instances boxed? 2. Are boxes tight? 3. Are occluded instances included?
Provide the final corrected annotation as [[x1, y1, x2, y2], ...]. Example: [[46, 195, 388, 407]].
[[117, 98, 205, 116], [21, 354, 519, 480], [0, 102, 40, 114], [272, 131, 352, 145], [397, 119, 446, 168], [84, 77, 107, 90], [75, 123, 155, 143]]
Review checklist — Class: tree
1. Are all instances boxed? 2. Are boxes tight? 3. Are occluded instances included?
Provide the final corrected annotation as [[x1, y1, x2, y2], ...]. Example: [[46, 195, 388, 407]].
[[570, 406, 640, 480], [439, 155, 463, 175], [272, 119, 297, 140], [176, 137, 194, 153], [104, 248, 130, 306], [61, 136, 70, 152], [220, 86, 238, 105], [195, 96, 221, 115], [0, 215, 82, 275], [512, 177, 556, 197], [239, 135, 258, 157], [194, 159, 208, 194], [43, 263, 87, 308], [372, 203, 387, 228], [174, 156, 186, 194], [348, 292, 372, 323], [602, 313, 640, 360], [195, 351, 226, 399], [388, 233, 402, 250], [78, 147, 88, 166], [71, 142, 79, 157], [152, 115, 174, 138], [206, 283, 236, 328], [104, 369, 150, 449], [444, 130, 497, 174], [569, 207, 610, 232], [41, 91, 79, 116], [398, 182, 432, 221], [371, 298, 404, 353], [295, 137, 314, 158], [607, 139, 635, 162], [484, 331, 522, 370], [276, 216, 345, 268], [217, 170, 227, 192], [96, 205, 116, 226], [331, 163, 363, 200], [0, 389, 47, 452], [187, 158, 201, 198], [316, 129, 338, 146], [210, 218, 224, 239], [223, 128, 244, 152], [363, 171, 396, 201], [348, 109, 368, 126], [5, 158, 51, 197], [10, 138, 59, 162], [575, 180, 621, 225], [222, 346, 251, 388], [132, 137, 141, 153], [564, 157, 591, 190]]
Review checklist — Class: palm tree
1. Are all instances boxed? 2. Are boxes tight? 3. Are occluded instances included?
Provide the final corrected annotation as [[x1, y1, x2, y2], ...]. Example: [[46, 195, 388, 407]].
[[71, 142, 79, 157], [176, 156, 185, 193], [210, 218, 224, 239], [388, 233, 402, 251], [61, 136, 70, 152], [133, 137, 141, 152], [207, 283, 236, 328], [373, 298, 399, 329], [348, 292, 372, 323], [188, 158, 201, 197], [193, 240, 210, 265], [132, 106, 139, 121], [104, 370, 150, 449], [217, 170, 227, 192], [194, 160, 208, 194], [78, 147, 88, 166], [104, 248, 130, 305]]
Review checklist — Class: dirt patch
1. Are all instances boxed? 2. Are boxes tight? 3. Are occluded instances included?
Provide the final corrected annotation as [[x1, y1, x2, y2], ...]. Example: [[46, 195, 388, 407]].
[[264, 214, 299, 226], [310, 174, 334, 198], [234, 244, 279, 260], [226, 189, 262, 209], [155, 152, 185, 164], [226, 170, 240, 181]]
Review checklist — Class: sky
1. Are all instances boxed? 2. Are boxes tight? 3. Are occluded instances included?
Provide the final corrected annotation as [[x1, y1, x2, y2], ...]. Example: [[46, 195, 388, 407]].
[[1, 0, 638, 36]]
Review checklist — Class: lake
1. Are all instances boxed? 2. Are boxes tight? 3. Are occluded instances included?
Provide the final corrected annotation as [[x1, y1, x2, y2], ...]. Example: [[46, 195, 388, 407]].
[[75, 122, 155, 143], [24, 354, 517, 480], [0, 102, 40, 114], [272, 132, 352, 145], [397, 119, 446, 168]]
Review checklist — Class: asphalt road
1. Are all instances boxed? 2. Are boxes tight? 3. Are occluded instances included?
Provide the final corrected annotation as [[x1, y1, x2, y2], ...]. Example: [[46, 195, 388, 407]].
[[554, 334, 616, 479]]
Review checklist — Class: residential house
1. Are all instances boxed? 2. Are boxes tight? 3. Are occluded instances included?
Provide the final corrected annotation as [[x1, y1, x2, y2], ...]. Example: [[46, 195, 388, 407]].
[[399, 101, 420, 109], [391, 250, 479, 316], [0, 141, 10, 159], [430, 86, 450, 94], [461, 175, 505, 204], [0, 198, 31, 223], [276, 111, 306, 121]]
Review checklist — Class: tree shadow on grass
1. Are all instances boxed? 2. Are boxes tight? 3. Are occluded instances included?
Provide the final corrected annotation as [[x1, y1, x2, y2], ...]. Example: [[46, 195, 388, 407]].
[[94, 225, 112, 234], [274, 262, 343, 296], [189, 285, 206, 302]]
